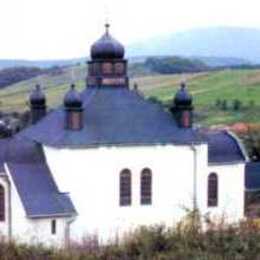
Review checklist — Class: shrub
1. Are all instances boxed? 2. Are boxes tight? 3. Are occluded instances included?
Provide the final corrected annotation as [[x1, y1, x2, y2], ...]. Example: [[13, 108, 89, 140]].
[[221, 99, 228, 110], [233, 99, 242, 111], [1, 214, 260, 259], [215, 99, 222, 107]]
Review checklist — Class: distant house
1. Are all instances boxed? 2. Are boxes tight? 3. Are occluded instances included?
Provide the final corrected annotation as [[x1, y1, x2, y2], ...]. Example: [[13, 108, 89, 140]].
[[0, 24, 253, 247]]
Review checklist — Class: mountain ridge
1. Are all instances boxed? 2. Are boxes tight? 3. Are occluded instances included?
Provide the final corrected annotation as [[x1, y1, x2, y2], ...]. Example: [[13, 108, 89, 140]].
[[0, 27, 260, 68], [127, 27, 260, 63]]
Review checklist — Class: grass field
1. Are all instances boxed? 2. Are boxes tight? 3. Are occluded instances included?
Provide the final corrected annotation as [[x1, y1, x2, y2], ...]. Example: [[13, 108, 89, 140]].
[[0, 67, 259, 126]]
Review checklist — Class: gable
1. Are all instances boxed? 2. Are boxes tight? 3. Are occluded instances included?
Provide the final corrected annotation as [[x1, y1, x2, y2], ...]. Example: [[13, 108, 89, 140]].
[[1, 137, 77, 218]]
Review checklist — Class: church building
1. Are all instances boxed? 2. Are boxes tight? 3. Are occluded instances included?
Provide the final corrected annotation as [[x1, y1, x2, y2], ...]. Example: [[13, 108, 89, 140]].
[[0, 24, 250, 247]]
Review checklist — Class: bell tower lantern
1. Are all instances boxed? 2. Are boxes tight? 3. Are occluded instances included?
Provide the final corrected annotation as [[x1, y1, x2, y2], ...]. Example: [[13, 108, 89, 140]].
[[170, 81, 193, 128], [87, 23, 128, 88], [64, 84, 83, 131], [29, 84, 47, 124]]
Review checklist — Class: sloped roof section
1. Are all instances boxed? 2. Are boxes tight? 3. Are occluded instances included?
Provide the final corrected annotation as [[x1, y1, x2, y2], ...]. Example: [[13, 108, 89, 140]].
[[20, 87, 203, 147], [245, 162, 260, 191], [206, 130, 246, 164], [4, 137, 76, 218]]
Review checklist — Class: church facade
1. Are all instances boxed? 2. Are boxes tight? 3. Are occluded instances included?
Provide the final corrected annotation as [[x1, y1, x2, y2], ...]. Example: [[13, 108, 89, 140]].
[[0, 24, 249, 247]]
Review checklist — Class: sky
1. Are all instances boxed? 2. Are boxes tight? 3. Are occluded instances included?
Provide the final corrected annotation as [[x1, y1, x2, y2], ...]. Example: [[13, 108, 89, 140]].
[[0, 0, 260, 60]]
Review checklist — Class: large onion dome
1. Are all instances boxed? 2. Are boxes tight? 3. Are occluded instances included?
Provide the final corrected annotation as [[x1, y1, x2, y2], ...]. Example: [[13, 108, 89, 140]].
[[90, 23, 125, 60], [174, 81, 192, 107], [30, 84, 46, 106], [64, 84, 82, 108]]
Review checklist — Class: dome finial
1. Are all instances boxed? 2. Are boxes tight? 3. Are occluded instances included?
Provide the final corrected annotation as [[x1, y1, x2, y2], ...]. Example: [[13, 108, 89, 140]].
[[105, 22, 110, 35]]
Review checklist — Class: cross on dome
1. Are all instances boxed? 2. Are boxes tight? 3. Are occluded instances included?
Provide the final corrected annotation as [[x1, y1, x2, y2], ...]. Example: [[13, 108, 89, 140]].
[[105, 23, 110, 35]]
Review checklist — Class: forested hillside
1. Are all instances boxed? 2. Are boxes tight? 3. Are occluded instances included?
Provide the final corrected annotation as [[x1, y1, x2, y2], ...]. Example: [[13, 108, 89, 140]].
[[0, 67, 259, 126]]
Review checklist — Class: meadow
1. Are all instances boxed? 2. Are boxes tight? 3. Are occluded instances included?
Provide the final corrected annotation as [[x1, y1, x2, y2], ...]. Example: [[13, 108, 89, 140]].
[[0, 66, 260, 126]]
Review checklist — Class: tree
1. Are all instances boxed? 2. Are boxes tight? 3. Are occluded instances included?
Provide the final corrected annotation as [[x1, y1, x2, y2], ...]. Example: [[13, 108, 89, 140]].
[[145, 56, 208, 74], [242, 129, 260, 161]]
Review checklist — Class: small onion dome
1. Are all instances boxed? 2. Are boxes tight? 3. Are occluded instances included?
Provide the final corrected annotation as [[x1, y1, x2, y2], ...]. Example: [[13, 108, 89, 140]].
[[64, 84, 82, 108], [30, 84, 46, 106], [174, 81, 192, 106], [90, 23, 125, 60]]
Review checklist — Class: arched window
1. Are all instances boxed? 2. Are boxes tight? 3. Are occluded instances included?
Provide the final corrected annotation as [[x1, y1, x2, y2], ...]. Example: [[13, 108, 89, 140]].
[[141, 168, 152, 205], [208, 173, 218, 207], [120, 169, 131, 206], [0, 184, 5, 221]]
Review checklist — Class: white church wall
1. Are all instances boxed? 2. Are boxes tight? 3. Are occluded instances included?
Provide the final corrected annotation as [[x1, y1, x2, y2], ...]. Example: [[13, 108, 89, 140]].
[[4, 164, 68, 247], [44, 143, 210, 242], [196, 162, 245, 222], [190, 141, 245, 223], [25, 217, 68, 247]]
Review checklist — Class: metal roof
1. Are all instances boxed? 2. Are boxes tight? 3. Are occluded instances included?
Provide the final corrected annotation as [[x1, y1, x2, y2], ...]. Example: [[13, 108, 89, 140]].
[[206, 130, 246, 164], [20, 87, 204, 147], [2, 137, 76, 218]]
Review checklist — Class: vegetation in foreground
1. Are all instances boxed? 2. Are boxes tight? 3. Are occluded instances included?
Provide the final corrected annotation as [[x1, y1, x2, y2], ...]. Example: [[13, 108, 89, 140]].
[[1, 211, 260, 260]]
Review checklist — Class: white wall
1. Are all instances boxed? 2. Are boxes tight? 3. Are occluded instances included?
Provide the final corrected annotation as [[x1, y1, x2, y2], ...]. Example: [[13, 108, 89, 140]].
[[0, 141, 245, 246], [198, 163, 245, 222], [44, 143, 217, 242], [4, 164, 69, 247], [0, 142, 245, 246]]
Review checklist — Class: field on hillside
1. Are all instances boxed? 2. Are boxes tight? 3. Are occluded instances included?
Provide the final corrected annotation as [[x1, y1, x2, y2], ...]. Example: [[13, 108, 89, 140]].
[[0, 67, 260, 126]]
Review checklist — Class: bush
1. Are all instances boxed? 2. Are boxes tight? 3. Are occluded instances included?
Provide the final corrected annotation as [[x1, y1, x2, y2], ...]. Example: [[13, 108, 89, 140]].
[[215, 99, 222, 107], [248, 100, 255, 109], [1, 213, 260, 259], [221, 99, 228, 110], [242, 128, 260, 161], [233, 99, 242, 111]]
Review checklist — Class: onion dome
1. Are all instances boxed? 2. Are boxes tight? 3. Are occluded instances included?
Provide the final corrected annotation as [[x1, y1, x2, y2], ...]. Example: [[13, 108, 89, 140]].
[[90, 23, 125, 60], [64, 84, 82, 108], [174, 81, 192, 107], [30, 84, 46, 106]]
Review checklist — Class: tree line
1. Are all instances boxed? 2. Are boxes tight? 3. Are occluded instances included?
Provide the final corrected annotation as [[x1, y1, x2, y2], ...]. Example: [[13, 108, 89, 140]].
[[144, 56, 209, 74], [0, 66, 63, 89]]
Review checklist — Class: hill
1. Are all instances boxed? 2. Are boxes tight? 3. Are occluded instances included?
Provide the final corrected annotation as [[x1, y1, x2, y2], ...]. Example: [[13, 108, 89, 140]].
[[0, 67, 260, 126], [127, 27, 260, 64], [0, 58, 85, 70], [2, 27, 260, 69]]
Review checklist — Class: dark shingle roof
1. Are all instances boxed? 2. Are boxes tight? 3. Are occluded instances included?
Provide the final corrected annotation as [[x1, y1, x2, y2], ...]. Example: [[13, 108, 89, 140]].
[[2, 137, 76, 218], [20, 87, 203, 147], [205, 130, 246, 164], [246, 162, 260, 191]]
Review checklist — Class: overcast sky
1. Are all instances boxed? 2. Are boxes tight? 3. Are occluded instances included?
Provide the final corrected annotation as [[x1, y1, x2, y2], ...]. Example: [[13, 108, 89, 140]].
[[0, 0, 259, 60]]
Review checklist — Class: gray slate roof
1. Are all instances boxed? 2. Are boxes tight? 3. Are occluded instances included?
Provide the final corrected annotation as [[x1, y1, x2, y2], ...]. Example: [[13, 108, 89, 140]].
[[20, 87, 204, 147], [245, 162, 260, 191], [0, 137, 76, 218], [205, 130, 246, 164]]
